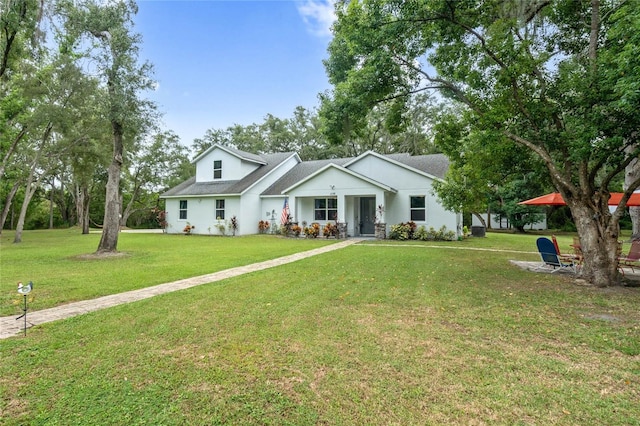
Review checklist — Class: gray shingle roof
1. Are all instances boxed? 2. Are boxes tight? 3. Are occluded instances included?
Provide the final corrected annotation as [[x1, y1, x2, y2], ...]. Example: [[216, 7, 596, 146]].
[[161, 151, 295, 197], [220, 145, 267, 164], [387, 153, 449, 180], [262, 152, 449, 196], [162, 151, 449, 198], [261, 157, 354, 196]]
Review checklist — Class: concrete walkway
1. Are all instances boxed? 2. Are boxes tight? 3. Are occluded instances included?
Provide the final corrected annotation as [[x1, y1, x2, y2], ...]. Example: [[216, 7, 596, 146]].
[[1, 239, 361, 340]]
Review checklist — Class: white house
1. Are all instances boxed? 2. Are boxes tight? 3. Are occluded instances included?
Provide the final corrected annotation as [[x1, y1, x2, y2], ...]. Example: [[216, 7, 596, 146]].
[[160, 144, 461, 237], [471, 212, 548, 230]]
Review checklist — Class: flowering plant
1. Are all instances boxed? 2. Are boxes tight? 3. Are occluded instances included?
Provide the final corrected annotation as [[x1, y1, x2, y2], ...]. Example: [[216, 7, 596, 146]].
[[258, 220, 270, 233], [323, 222, 338, 238], [304, 223, 320, 238], [152, 207, 168, 229], [183, 223, 195, 235], [291, 224, 302, 236], [229, 216, 238, 236]]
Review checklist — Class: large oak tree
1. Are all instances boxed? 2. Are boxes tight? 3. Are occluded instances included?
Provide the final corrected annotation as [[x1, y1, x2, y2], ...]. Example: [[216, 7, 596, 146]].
[[321, 0, 640, 287], [60, 0, 155, 253]]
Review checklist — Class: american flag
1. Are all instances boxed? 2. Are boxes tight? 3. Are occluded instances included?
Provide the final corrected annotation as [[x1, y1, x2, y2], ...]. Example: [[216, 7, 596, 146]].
[[280, 198, 289, 225]]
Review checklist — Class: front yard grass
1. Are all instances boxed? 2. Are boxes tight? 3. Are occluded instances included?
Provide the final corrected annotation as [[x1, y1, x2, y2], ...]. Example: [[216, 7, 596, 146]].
[[0, 229, 336, 316], [1, 230, 639, 424]]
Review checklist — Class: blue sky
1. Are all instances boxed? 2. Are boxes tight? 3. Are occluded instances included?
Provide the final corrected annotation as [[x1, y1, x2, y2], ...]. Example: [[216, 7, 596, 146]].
[[134, 1, 336, 146]]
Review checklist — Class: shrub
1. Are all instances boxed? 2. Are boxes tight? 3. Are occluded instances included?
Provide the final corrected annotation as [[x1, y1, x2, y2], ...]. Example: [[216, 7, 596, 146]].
[[323, 222, 339, 238], [414, 225, 428, 240], [390, 223, 457, 241], [389, 223, 411, 240], [229, 216, 238, 236], [153, 208, 168, 230], [183, 223, 195, 235], [291, 225, 302, 237], [258, 220, 270, 234], [215, 219, 226, 236], [304, 223, 320, 238]]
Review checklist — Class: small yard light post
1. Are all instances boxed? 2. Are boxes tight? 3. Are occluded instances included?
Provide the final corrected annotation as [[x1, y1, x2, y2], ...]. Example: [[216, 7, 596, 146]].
[[16, 281, 33, 337]]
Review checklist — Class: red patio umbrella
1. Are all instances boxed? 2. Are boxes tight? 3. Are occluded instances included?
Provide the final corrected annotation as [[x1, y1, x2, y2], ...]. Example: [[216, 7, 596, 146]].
[[519, 192, 640, 206], [518, 193, 566, 206], [607, 193, 640, 206]]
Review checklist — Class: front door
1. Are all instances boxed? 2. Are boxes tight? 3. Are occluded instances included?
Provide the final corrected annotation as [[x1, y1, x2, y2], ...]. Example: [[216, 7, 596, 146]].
[[359, 197, 376, 235]]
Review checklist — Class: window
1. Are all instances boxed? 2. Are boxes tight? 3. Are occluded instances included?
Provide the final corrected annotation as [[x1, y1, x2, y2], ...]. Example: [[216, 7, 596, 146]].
[[215, 199, 225, 220], [213, 160, 222, 180], [179, 200, 188, 220], [410, 196, 426, 221], [314, 198, 337, 221]]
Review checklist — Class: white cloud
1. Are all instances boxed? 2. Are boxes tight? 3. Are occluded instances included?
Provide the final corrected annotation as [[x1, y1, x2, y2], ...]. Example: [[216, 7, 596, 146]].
[[297, 0, 336, 38]]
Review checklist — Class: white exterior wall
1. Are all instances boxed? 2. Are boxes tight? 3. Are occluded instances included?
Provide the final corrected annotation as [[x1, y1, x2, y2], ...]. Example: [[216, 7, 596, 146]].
[[195, 148, 259, 183], [239, 155, 299, 235], [163, 198, 181, 234], [348, 155, 458, 234], [166, 150, 459, 237], [287, 167, 386, 236], [164, 196, 241, 235], [170, 152, 298, 236], [472, 213, 548, 230], [384, 189, 458, 233]]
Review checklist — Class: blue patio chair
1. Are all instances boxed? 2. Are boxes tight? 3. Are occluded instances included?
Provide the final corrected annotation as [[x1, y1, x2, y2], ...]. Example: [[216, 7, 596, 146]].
[[536, 237, 576, 273]]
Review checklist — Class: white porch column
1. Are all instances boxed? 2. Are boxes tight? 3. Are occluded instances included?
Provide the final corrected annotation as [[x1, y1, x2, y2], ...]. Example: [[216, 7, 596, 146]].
[[375, 193, 385, 223], [288, 195, 296, 222], [338, 193, 347, 222], [375, 192, 386, 239]]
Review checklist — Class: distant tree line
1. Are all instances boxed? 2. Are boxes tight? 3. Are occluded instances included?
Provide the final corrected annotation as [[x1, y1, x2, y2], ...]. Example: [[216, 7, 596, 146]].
[[4, 0, 606, 254]]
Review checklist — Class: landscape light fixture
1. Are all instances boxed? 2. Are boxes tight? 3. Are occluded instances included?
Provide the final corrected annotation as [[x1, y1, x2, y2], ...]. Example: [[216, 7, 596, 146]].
[[16, 281, 33, 337]]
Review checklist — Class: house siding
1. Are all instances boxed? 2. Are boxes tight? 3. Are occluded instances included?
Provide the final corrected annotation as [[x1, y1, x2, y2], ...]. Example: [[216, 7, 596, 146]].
[[238, 155, 300, 235], [165, 196, 241, 235], [285, 167, 388, 236], [347, 154, 458, 234], [161, 147, 459, 237], [195, 149, 260, 183]]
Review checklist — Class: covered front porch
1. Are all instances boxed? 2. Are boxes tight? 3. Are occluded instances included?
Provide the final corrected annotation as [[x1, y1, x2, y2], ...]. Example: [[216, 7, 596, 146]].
[[287, 193, 388, 238], [280, 162, 396, 238]]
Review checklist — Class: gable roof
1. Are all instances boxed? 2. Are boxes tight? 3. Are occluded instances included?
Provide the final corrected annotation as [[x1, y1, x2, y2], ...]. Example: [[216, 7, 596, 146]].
[[191, 143, 267, 165], [162, 151, 450, 199], [261, 152, 449, 196], [345, 151, 449, 181], [261, 157, 352, 196], [161, 151, 296, 198], [386, 153, 449, 180], [281, 163, 396, 194]]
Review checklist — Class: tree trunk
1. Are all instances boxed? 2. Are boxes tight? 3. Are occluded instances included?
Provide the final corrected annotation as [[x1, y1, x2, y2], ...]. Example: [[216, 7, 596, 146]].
[[121, 191, 135, 228], [12, 133, 49, 243], [0, 126, 27, 181], [13, 171, 40, 244], [472, 212, 486, 228], [96, 122, 123, 253], [82, 193, 90, 235], [49, 179, 55, 229], [629, 207, 640, 240], [625, 145, 640, 239], [570, 201, 621, 287], [0, 181, 20, 235], [76, 183, 91, 235]]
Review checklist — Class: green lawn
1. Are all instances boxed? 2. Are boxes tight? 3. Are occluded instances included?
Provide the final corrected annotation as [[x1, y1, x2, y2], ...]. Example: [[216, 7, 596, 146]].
[[1, 230, 639, 425], [0, 229, 336, 316]]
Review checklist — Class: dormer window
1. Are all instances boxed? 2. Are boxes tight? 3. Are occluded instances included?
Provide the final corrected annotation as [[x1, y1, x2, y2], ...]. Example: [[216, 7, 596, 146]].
[[213, 160, 222, 180]]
